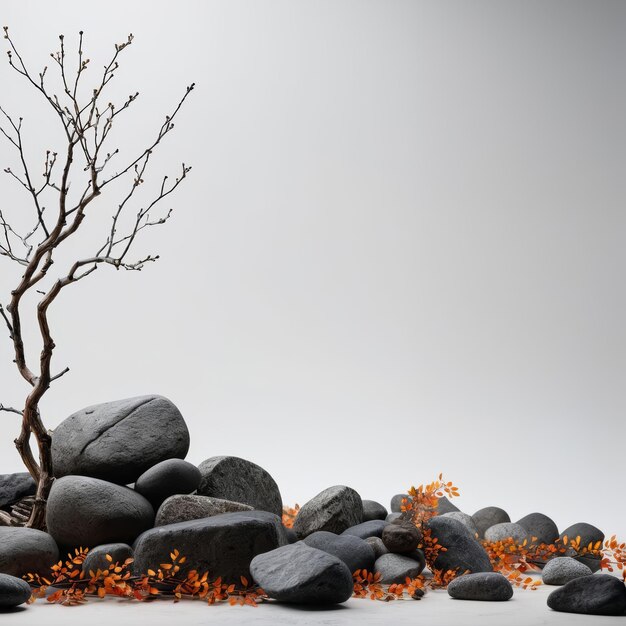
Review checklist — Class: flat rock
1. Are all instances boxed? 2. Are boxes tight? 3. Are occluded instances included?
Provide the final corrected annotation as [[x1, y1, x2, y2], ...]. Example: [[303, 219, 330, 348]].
[[516, 512, 559, 545], [382, 522, 421, 554], [0, 472, 36, 508], [374, 552, 425, 584], [135, 459, 201, 507], [155, 494, 252, 526], [51, 395, 190, 485], [484, 522, 528, 544], [447, 572, 513, 601], [442, 512, 478, 536], [472, 507, 510, 539], [133, 510, 288, 582], [542, 557, 593, 585], [362, 500, 388, 521], [0, 527, 59, 577], [341, 520, 387, 540], [303, 531, 375, 573], [0, 572, 32, 608], [547, 574, 626, 616], [197, 456, 282, 517], [82, 543, 133, 574], [366, 536, 389, 559], [46, 475, 154, 547], [293, 485, 362, 538], [427, 516, 492, 574], [559, 522, 604, 573], [250, 542, 353, 604]]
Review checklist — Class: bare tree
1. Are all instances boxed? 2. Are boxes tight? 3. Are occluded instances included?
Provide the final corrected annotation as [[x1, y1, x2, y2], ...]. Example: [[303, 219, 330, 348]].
[[0, 28, 194, 529]]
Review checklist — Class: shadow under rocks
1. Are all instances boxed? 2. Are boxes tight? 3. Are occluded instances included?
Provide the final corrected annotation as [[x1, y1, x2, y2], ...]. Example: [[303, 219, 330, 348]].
[[0, 606, 28, 614], [267, 601, 350, 612]]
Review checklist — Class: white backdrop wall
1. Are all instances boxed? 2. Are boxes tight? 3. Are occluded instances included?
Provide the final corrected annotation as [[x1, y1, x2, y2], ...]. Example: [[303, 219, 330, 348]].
[[0, 1, 624, 535]]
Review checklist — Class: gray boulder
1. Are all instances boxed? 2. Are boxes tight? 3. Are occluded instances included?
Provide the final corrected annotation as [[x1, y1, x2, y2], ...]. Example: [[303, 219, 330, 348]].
[[472, 506, 510, 539], [516, 512, 559, 545], [390, 494, 408, 513], [386, 512, 402, 523], [293, 485, 362, 538], [134, 459, 201, 507], [560, 522, 604, 573], [0, 573, 32, 608], [366, 536, 389, 559], [46, 475, 154, 547], [133, 510, 288, 582], [303, 531, 375, 573], [0, 473, 36, 508], [197, 456, 282, 517], [341, 520, 387, 540], [547, 574, 626, 616], [250, 542, 353, 604], [442, 512, 478, 536], [51, 395, 190, 485], [82, 543, 133, 574], [447, 572, 513, 601], [542, 557, 593, 585], [484, 522, 528, 544], [0, 526, 59, 576], [362, 500, 388, 521], [427, 516, 492, 574], [382, 522, 421, 554], [155, 494, 252, 526], [435, 496, 461, 514], [374, 552, 425, 584]]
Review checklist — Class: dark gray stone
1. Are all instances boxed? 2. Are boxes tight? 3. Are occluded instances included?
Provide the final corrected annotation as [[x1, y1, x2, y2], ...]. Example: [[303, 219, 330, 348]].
[[303, 531, 375, 573], [442, 512, 478, 536], [516, 512, 559, 545], [366, 536, 389, 559], [560, 522, 604, 573], [447, 572, 513, 601], [362, 500, 388, 522], [250, 542, 353, 605], [427, 516, 492, 574], [82, 543, 133, 574], [484, 522, 528, 544], [46, 475, 154, 548], [0, 473, 36, 508], [0, 527, 59, 577], [341, 519, 387, 540], [51, 395, 190, 485], [390, 494, 408, 512], [382, 522, 421, 554], [293, 485, 362, 538], [547, 574, 626, 616], [155, 494, 252, 526], [0, 573, 32, 608], [285, 528, 298, 544], [471, 507, 510, 539], [133, 510, 288, 582], [386, 512, 402, 523], [197, 456, 282, 517], [542, 557, 593, 585], [134, 459, 201, 507], [374, 552, 425, 584], [435, 496, 461, 514]]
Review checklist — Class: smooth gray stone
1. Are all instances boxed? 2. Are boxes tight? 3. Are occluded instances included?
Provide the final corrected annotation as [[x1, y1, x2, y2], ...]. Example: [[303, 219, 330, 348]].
[[435, 496, 461, 514], [547, 574, 626, 616], [442, 512, 478, 536], [133, 510, 288, 582], [362, 500, 388, 521], [0, 473, 36, 508], [382, 522, 421, 554], [51, 395, 190, 485], [303, 531, 375, 573], [472, 507, 510, 539], [250, 542, 353, 605], [46, 475, 154, 548], [427, 516, 492, 574], [155, 494, 252, 526], [386, 512, 402, 523], [447, 572, 513, 601], [0, 572, 32, 608], [559, 522, 604, 573], [542, 557, 593, 585], [341, 519, 388, 540], [293, 485, 362, 538], [390, 494, 408, 512], [374, 552, 425, 584], [135, 459, 201, 508], [82, 543, 133, 574], [366, 536, 389, 559], [484, 522, 528, 544], [197, 456, 282, 517], [0, 526, 59, 577], [516, 512, 559, 545]]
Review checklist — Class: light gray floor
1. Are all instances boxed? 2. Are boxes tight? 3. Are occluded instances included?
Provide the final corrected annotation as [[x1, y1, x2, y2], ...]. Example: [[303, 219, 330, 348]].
[[4, 577, 625, 626]]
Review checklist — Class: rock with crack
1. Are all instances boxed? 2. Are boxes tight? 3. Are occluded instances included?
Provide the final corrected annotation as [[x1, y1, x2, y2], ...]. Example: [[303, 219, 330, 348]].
[[51, 395, 190, 485]]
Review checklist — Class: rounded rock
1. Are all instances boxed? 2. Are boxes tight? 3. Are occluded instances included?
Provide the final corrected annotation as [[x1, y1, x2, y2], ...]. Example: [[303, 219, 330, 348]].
[[342, 520, 388, 540], [484, 522, 528, 544], [0, 473, 36, 508], [472, 507, 510, 539], [365, 536, 389, 559], [516, 512, 559, 545], [547, 574, 626, 616], [374, 552, 425, 584], [559, 522, 604, 573], [442, 511, 479, 536], [382, 522, 421, 554], [0, 573, 32, 608], [542, 557, 593, 586], [155, 494, 252, 526], [82, 543, 133, 574], [362, 500, 388, 521], [134, 459, 201, 507], [303, 531, 375, 573], [447, 572, 513, 601], [0, 527, 59, 577]]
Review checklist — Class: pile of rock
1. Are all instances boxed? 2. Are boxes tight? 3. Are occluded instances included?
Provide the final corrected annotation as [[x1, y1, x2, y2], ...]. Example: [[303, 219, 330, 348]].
[[0, 395, 623, 615]]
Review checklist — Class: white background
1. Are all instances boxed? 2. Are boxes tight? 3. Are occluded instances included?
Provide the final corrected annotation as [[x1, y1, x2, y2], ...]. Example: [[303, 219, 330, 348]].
[[0, 1, 624, 538]]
